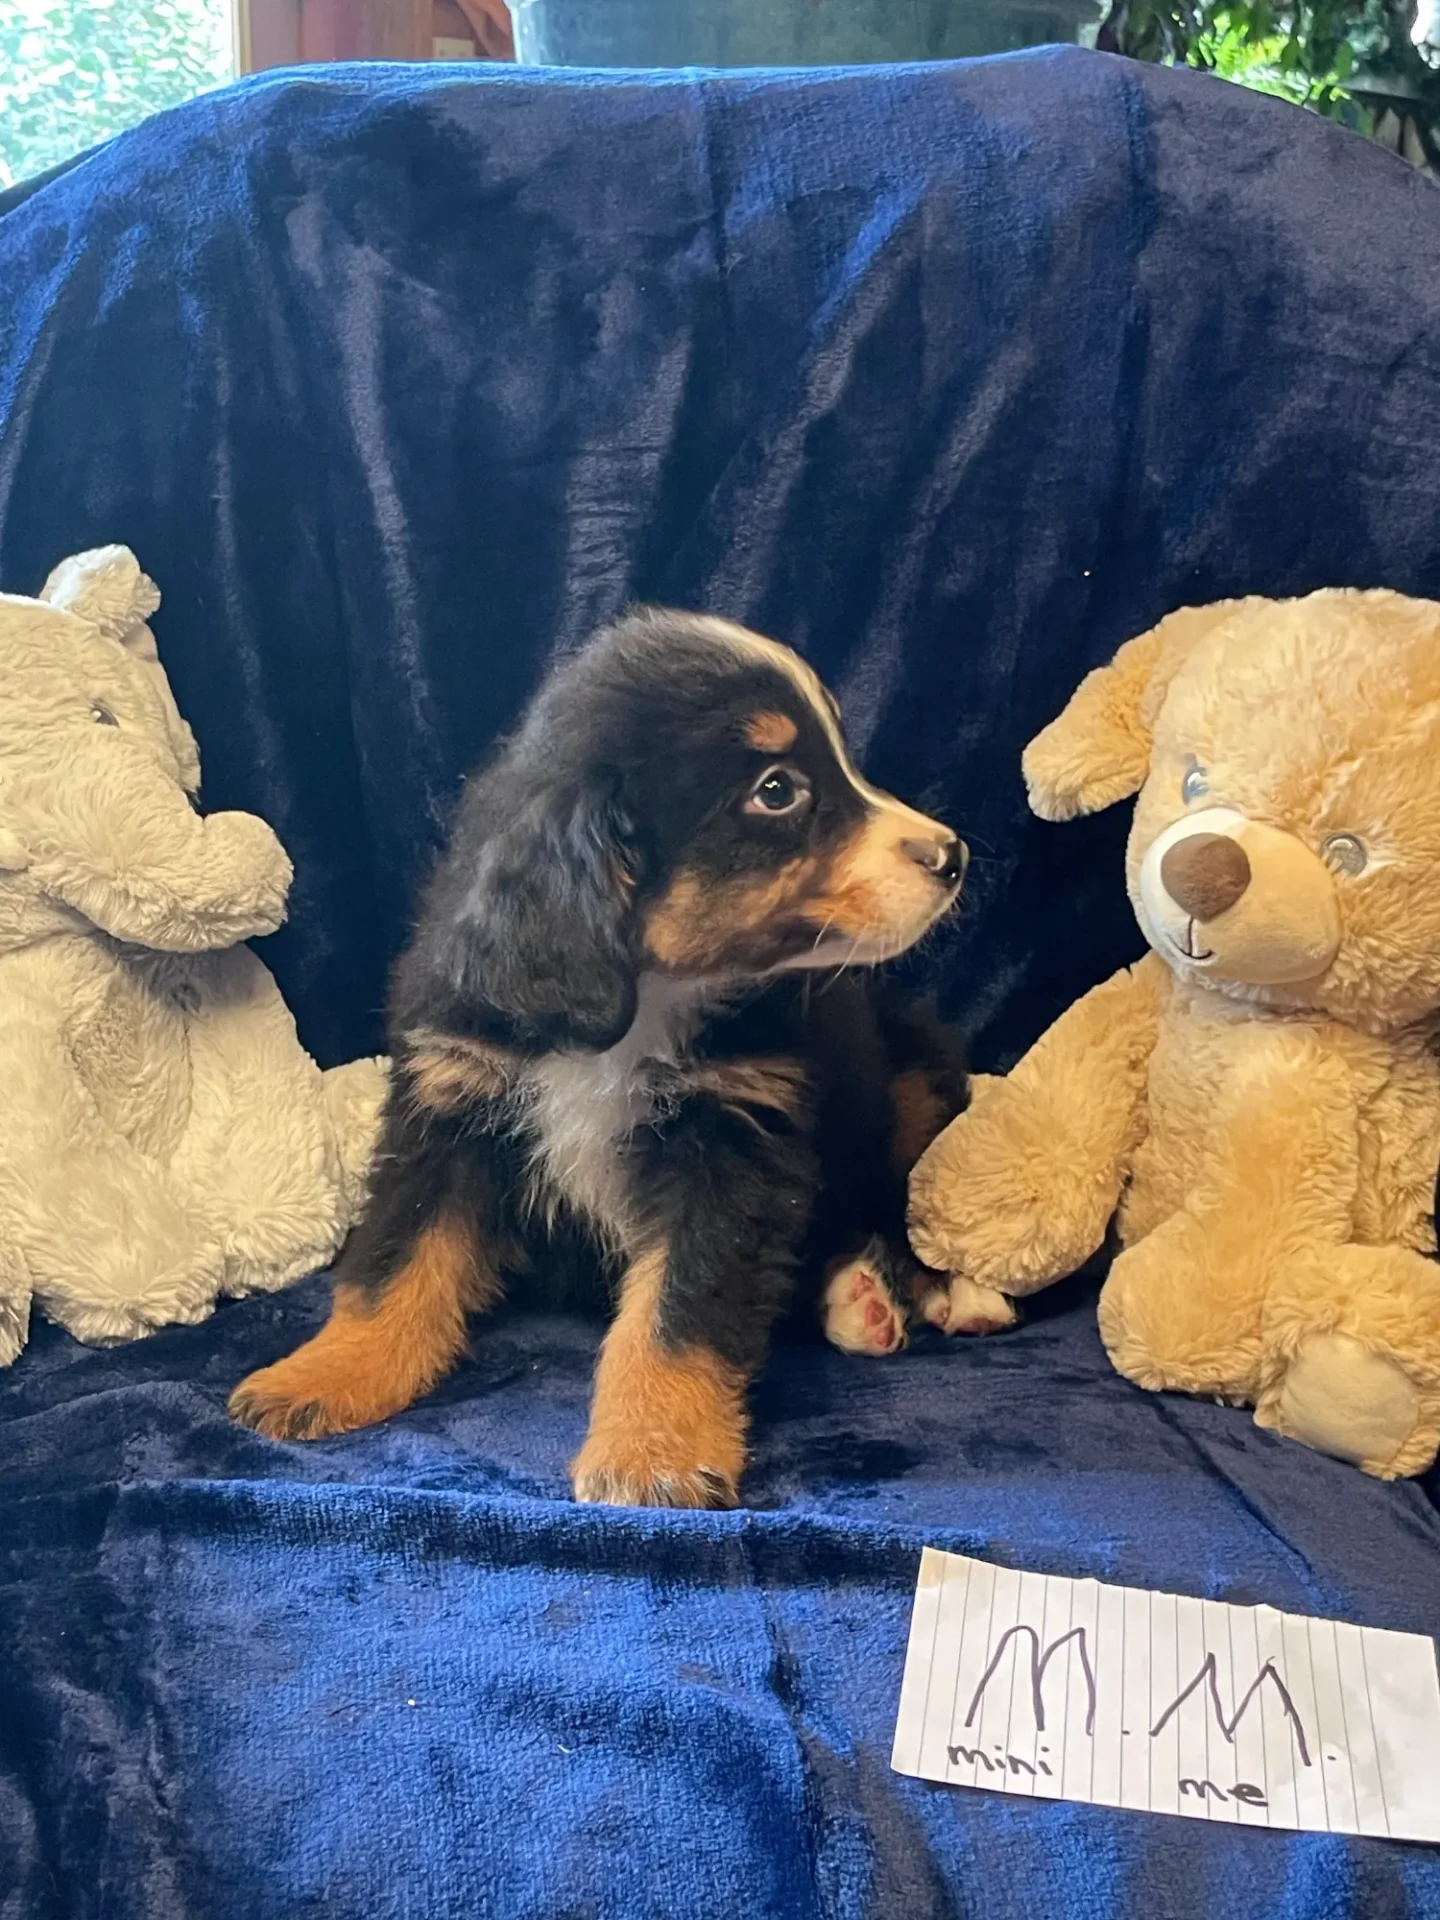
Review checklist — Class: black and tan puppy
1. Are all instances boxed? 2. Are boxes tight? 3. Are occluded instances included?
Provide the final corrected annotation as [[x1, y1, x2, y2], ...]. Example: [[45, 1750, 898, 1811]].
[[230, 612, 970, 1506]]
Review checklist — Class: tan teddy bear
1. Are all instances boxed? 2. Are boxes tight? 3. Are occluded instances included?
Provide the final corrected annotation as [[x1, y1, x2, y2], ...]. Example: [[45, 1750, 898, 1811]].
[[908, 590, 1440, 1479], [0, 545, 386, 1364]]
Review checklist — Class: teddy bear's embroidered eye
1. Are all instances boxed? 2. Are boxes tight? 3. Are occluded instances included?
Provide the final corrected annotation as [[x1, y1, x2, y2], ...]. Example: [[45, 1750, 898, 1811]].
[[89, 703, 119, 727], [1181, 762, 1209, 803], [1322, 832, 1368, 877]]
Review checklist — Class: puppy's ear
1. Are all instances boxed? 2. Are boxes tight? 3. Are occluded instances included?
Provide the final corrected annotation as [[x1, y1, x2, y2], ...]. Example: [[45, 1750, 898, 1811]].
[[423, 771, 640, 1053], [1023, 600, 1251, 821]]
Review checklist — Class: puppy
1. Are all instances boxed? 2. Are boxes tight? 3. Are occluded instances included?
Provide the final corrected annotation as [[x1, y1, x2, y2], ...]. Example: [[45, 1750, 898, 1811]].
[[230, 612, 971, 1506]]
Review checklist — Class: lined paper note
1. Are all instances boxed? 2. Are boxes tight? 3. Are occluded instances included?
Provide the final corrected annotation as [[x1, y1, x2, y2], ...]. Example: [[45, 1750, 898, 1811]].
[[892, 1548, 1440, 1843]]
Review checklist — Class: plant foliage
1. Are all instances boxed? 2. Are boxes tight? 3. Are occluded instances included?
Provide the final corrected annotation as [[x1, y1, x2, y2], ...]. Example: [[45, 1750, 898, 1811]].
[[0, 0, 232, 188], [1098, 0, 1440, 165]]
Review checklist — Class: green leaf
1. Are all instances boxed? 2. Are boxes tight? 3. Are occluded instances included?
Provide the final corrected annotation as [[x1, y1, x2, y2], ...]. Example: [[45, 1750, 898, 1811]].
[[0, 0, 234, 181]]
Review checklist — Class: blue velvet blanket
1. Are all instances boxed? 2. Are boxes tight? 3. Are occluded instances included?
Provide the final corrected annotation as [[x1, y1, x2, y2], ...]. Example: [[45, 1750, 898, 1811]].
[[2, 48, 1440, 1920]]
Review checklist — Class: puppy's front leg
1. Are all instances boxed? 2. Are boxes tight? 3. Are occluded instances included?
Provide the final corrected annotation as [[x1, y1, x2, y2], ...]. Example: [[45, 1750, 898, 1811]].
[[572, 1088, 814, 1509], [570, 1245, 749, 1508], [229, 1088, 499, 1440]]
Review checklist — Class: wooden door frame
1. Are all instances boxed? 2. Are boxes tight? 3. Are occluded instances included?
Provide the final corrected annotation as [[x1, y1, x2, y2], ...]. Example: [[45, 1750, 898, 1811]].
[[235, 0, 454, 71]]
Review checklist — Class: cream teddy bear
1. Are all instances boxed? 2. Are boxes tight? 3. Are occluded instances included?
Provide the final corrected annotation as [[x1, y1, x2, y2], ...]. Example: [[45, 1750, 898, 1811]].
[[909, 590, 1440, 1479], [0, 545, 386, 1363]]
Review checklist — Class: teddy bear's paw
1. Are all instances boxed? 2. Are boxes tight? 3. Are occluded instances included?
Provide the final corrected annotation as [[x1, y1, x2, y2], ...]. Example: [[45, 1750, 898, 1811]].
[[908, 1146, 1109, 1293], [821, 1246, 908, 1356], [1258, 1332, 1435, 1480], [919, 1276, 1019, 1337], [1257, 1242, 1440, 1477]]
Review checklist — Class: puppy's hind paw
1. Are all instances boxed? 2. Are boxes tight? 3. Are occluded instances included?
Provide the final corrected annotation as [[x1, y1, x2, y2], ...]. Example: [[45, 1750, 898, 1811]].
[[821, 1249, 908, 1357], [920, 1276, 1018, 1337]]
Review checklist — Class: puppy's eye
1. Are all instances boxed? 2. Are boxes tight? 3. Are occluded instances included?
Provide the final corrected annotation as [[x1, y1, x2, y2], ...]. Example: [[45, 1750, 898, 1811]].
[[1322, 832, 1368, 876], [90, 703, 119, 727], [745, 765, 812, 817], [1181, 761, 1208, 803]]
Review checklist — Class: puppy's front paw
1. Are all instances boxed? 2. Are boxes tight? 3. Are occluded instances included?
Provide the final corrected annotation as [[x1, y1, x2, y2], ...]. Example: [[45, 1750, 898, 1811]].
[[228, 1329, 422, 1440], [571, 1438, 739, 1510], [821, 1250, 908, 1356], [228, 1355, 367, 1440], [919, 1275, 1019, 1337], [576, 1268, 748, 1507]]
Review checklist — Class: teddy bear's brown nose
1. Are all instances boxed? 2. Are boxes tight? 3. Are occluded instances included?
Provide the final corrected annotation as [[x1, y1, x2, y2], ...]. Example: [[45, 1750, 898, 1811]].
[[1160, 833, 1251, 921]]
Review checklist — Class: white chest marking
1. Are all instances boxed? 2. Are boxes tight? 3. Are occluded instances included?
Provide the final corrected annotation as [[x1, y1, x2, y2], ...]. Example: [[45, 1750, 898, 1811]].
[[522, 973, 715, 1248]]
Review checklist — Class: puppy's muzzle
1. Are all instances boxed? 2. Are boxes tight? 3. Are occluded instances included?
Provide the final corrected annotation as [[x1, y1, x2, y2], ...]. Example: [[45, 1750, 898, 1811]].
[[904, 834, 968, 890]]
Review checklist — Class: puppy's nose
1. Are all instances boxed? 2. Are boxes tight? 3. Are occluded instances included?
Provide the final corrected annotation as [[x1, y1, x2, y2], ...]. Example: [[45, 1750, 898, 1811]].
[[1161, 832, 1251, 921], [904, 835, 968, 889]]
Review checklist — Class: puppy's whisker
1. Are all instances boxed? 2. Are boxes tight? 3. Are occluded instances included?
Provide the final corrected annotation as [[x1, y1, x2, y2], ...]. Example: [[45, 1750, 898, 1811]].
[[828, 934, 865, 985], [811, 915, 837, 955]]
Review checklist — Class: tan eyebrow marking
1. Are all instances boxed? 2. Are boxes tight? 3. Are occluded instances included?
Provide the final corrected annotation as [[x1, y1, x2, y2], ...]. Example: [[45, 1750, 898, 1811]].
[[689, 615, 919, 820], [744, 710, 799, 753]]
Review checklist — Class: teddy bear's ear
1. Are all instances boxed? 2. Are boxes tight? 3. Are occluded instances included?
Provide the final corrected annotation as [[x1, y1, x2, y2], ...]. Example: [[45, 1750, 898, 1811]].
[[1022, 601, 1250, 821], [40, 546, 162, 654]]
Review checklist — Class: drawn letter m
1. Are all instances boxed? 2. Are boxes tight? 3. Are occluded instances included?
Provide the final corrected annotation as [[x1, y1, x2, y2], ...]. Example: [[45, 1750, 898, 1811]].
[[964, 1623, 1097, 1737]]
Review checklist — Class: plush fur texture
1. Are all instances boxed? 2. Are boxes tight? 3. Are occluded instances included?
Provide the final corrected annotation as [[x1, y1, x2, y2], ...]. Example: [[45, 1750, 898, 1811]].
[[910, 590, 1440, 1478], [0, 546, 386, 1361], [230, 611, 969, 1505]]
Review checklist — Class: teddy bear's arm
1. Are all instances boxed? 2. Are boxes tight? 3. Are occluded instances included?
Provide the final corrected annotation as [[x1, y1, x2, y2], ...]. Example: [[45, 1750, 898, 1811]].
[[909, 954, 1165, 1293]]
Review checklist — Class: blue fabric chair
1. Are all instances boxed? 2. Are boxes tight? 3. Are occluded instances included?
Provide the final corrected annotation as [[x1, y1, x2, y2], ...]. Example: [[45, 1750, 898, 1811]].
[[2, 49, 1439, 1919]]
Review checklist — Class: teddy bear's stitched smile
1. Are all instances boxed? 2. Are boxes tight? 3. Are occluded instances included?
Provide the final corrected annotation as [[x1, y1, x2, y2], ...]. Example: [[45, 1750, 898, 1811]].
[[1179, 918, 1214, 962]]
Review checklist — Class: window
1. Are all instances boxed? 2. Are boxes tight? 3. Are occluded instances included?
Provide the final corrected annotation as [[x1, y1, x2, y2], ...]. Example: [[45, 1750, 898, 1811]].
[[0, 0, 234, 189]]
